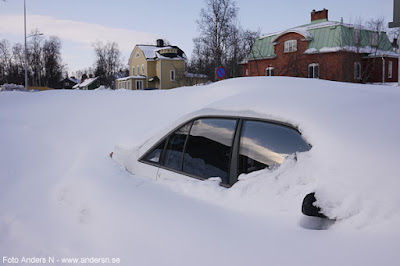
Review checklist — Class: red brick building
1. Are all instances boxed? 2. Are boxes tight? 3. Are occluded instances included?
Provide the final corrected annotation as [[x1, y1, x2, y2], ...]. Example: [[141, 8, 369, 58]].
[[241, 9, 399, 83]]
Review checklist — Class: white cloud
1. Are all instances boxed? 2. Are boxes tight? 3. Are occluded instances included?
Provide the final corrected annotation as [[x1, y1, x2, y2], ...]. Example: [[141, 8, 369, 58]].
[[0, 14, 160, 72]]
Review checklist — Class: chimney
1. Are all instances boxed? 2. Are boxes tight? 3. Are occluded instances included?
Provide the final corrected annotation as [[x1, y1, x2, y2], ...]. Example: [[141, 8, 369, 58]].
[[156, 39, 164, 47], [311, 9, 328, 22]]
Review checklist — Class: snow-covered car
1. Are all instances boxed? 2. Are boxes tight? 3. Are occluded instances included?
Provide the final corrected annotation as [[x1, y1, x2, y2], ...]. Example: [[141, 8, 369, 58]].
[[111, 77, 400, 223], [112, 110, 311, 187]]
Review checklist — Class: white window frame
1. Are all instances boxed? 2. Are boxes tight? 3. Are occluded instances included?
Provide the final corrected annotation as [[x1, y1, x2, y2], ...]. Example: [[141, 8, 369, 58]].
[[136, 80, 143, 90], [354, 62, 362, 80], [142, 64, 145, 75], [245, 69, 249, 76], [170, 69, 175, 81], [388, 61, 393, 78], [308, 63, 319, 79], [265, 67, 274, 76], [132, 66, 135, 76], [284, 40, 297, 53], [137, 65, 140, 76]]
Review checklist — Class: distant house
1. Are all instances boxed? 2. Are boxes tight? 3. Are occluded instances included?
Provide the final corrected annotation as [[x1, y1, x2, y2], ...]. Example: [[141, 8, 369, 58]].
[[61, 77, 80, 89], [116, 39, 207, 90], [73, 77, 100, 90], [241, 9, 398, 83]]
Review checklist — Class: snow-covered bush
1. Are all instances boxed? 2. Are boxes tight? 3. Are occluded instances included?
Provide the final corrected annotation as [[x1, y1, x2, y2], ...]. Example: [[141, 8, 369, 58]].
[[94, 85, 111, 90], [0, 83, 28, 92]]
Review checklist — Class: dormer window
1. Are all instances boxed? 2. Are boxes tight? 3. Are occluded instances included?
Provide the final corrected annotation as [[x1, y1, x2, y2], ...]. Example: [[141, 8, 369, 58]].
[[284, 40, 297, 53]]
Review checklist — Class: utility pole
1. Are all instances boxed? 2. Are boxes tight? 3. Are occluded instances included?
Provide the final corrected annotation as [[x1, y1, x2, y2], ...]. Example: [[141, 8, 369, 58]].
[[389, 0, 400, 86], [24, 0, 27, 90], [24, 0, 43, 90]]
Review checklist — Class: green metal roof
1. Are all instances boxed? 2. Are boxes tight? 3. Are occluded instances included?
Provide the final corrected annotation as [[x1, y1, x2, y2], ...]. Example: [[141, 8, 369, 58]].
[[247, 20, 395, 60]]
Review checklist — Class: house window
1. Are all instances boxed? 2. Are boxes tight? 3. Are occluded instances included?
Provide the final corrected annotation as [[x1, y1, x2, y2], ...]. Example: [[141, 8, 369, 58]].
[[137, 65, 140, 75], [308, 63, 319, 78], [246, 69, 249, 76], [170, 70, 175, 81], [353, 28, 361, 45], [388, 61, 393, 78], [132, 66, 135, 76], [354, 62, 361, 80], [142, 64, 145, 75], [265, 67, 274, 76], [284, 40, 297, 53], [136, 80, 143, 90], [370, 32, 378, 47]]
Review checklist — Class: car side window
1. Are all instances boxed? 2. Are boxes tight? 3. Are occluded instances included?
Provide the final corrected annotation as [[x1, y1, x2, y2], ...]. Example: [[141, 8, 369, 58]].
[[163, 122, 192, 171], [182, 118, 237, 184], [238, 120, 311, 175], [141, 117, 311, 186], [142, 140, 166, 164]]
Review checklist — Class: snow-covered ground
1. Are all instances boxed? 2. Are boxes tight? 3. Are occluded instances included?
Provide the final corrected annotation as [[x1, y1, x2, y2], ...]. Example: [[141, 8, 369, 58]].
[[1, 77, 399, 266]]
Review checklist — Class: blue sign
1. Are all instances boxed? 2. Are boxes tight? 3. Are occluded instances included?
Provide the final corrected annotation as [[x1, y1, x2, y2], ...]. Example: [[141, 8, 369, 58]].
[[216, 67, 226, 80]]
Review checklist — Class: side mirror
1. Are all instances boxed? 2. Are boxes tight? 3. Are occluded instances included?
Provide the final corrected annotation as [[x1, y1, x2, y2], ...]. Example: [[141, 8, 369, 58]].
[[302, 192, 327, 218]]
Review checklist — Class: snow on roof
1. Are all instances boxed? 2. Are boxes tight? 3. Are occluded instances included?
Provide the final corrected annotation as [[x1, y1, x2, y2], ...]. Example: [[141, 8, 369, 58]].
[[271, 29, 313, 42], [67, 77, 80, 84], [184, 72, 208, 79], [116, 75, 147, 81], [304, 46, 399, 57], [260, 21, 340, 40], [137, 45, 187, 60], [73, 77, 98, 89]]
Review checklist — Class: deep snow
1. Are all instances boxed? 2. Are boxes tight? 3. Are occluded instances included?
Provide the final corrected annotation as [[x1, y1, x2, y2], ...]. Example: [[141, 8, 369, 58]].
[[1, 77, 400, 266]]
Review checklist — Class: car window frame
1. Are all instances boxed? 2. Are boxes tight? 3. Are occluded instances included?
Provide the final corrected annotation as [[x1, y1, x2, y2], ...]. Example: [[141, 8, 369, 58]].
[[139, 115, 311, 187]]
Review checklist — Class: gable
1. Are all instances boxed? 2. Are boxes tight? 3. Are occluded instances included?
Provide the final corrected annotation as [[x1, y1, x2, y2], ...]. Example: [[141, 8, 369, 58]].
[[271, 29, 312, 43]]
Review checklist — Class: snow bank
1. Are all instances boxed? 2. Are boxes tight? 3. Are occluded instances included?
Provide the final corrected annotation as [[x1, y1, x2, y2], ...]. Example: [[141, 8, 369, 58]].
[[1, 77, 400, 265], [0, 83, 28, 92]]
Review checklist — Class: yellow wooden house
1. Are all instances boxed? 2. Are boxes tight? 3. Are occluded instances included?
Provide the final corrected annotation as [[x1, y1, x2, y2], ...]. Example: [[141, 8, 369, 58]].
[[116, 39, 206, 90]]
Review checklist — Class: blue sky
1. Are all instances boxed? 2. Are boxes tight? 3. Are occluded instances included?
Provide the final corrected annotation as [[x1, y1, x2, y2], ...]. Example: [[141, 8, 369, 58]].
[[0, 0, 395, 75]]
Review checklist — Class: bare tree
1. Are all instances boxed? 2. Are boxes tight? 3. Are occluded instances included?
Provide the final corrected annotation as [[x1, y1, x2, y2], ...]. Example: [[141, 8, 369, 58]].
[[335, 18, 392, 83], [42, 36, 64, 87], [9, 43, 25, 84], [191, 0, 259, 80], [361, 18, 390, 83], [193, 0, 238, 80], [27, 29, 44, 86], [93, 41, 122, 88], [0, 39, 11, 84], [0, 31, 64, 87], [278, 52, 306, 77]]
